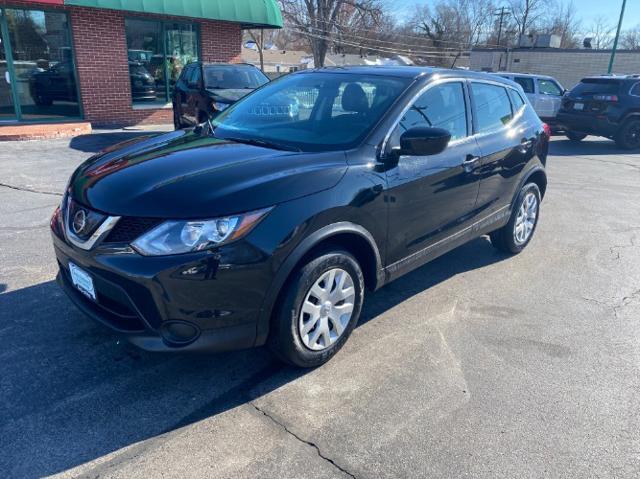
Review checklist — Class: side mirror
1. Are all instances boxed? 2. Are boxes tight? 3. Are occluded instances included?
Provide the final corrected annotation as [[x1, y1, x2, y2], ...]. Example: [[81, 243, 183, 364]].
[[398, 127, 451, 157]]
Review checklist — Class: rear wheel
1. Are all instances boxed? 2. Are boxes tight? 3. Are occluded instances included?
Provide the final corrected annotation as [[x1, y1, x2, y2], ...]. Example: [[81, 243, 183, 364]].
[[615, 118, 640, 150], [490, 183, 541, 254], [566, 131, 587, 142], [268, 250, 364, 368]]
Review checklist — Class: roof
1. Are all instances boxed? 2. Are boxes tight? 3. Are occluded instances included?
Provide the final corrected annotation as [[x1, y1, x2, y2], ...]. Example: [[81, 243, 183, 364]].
[[64, 0, 283, 28], [495, 72, 557, 80], [296, 65, 517, 84]]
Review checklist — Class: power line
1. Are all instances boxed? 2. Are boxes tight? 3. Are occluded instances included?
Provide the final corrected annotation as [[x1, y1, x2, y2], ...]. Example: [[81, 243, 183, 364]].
[[291, 17, 506, 49], [288, 28, 469, 59]]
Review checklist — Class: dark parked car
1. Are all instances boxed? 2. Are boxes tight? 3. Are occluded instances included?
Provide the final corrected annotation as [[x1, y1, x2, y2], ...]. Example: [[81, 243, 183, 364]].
[[52, 67, 549, 367], [29, 61, 156, 105], [172, 62, 269, 128], [557, 75, 640, 149]]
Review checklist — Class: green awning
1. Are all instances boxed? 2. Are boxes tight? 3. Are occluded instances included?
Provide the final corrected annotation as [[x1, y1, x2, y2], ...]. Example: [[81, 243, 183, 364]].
[[64, 0, 283, 28]]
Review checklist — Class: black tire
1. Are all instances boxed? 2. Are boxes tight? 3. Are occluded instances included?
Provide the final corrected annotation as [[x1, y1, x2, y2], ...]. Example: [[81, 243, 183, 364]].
[[173, 104, 182, 130], [615, 118, 640, 150], [197, 110, 209, 124], [490, 183, 541, 254], [268, 250, 365, 368], [566, 131, 587, 142]]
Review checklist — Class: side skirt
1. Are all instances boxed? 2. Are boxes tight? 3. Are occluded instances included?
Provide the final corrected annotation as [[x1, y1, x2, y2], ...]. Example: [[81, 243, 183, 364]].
[[382, 205, 511, 284]]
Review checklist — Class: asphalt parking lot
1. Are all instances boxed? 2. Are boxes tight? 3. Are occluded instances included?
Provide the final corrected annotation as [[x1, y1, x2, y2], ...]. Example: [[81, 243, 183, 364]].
[[1, 132, 639, 478]]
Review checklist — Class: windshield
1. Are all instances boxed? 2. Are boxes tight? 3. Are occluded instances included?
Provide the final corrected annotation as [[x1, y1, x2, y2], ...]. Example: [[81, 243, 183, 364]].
[[572, 79, 622, 96], [204, 66, 269, 90], [212, 72, 412, 152]]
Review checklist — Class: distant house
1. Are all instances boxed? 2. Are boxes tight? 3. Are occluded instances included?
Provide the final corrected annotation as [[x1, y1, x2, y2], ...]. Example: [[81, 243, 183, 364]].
[[241, 47, 313, 73]]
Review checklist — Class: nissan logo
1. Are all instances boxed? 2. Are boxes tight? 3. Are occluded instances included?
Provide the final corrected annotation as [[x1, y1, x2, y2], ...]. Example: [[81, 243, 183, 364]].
[[72, 209, 87, 235]]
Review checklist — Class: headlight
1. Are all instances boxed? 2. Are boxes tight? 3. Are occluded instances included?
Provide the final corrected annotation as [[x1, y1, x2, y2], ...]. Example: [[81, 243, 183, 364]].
[[213, 101, 230, 112], [131, 207, 271, 256]]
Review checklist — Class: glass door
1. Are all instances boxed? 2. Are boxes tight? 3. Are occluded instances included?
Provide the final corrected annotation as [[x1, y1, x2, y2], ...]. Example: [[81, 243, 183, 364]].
[[0, 9, 17, 121]]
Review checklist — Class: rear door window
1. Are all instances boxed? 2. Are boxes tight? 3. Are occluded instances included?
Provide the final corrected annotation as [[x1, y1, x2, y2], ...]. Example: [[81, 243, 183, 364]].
[[629, 82, 640, 96], [470, 82, 513, 133], [513, 77, 535, 94]]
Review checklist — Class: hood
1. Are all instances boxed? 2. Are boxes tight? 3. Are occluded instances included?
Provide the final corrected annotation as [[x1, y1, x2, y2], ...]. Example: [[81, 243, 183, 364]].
[[206, 88, 253, 103], [69, 129, 347, 218]]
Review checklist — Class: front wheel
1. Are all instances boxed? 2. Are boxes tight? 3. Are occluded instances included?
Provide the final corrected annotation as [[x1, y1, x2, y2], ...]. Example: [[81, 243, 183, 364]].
[[566, 131, 587, 142], [615, 119, 640, 150], [268, 250, 364, 368], [490, 183, 541, 254]]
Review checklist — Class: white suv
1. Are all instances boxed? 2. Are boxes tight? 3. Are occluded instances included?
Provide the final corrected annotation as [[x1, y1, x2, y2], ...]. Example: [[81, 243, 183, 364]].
[[496, 73, 566, 130]]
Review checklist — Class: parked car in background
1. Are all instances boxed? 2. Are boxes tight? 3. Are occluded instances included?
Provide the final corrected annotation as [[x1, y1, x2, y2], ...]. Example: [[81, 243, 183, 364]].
[[496, 72, 566, 130], [557, 75, 640, 149], [52, 67, 549, 367], [172, 62, 269, 128], [29, 61, 156, 106]]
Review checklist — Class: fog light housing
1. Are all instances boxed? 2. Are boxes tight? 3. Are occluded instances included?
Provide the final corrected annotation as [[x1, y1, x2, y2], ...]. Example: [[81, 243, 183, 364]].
[[160, 321, 200, 346]]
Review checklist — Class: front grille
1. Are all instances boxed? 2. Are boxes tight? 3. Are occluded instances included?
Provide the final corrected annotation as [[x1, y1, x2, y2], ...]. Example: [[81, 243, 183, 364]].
[[104, 217, 163, 243]]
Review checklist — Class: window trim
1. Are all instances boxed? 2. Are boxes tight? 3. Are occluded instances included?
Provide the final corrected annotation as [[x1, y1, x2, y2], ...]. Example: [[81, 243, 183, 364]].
[[629, 81, 640, 97], [469, 80, 515, 137], [513, 76, 535, 95], [380, 77, 473, 156], [125, 16, 201, 106]]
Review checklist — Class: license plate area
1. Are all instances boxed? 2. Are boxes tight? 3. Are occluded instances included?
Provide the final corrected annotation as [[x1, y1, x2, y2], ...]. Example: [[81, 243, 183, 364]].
[[69, 262, 96, 301], [573, 102, 584, 111]]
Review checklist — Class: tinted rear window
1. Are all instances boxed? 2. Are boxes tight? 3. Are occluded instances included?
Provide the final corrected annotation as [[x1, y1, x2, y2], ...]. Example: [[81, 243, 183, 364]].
[[513, 77, 534, 94], [572, 80, 621, 96], [204, 66, 269, 90]]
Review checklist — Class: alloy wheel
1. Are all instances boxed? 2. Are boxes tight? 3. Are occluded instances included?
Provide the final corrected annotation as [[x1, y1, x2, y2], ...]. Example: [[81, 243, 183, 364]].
[[298, 268, 355, 351], [514, 192, 538, 245]]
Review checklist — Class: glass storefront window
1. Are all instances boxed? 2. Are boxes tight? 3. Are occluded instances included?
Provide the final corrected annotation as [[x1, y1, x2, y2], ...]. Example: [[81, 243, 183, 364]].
[[125, 19, 199, 106], [4, 8, 80, 120]]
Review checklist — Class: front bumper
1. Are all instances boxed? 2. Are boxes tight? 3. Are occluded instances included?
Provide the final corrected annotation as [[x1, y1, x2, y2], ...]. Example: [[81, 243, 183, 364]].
[[53, 232, 269, 352], [556, 112, 620, 137]]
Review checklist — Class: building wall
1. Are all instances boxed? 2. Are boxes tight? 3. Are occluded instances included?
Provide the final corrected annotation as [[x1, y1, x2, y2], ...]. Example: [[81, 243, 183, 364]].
[[471, 49, 640, 89], [69, 7, 242, 126], [0, 0, 243, 126]]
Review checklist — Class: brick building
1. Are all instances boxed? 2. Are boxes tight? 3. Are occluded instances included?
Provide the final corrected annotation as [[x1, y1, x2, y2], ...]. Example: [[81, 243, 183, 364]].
[[0, 0, 282, 133], [471, 48, 640, 90]]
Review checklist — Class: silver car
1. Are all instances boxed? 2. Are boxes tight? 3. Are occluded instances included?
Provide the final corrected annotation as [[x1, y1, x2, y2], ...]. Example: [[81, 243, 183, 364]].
[[496, 72, 566, 130]]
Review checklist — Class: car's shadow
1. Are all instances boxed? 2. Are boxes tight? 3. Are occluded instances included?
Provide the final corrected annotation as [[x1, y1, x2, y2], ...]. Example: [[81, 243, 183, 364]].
[[550, 137, 637, 157], [68, 130, 168, 153], [0, 237, 508, 477]]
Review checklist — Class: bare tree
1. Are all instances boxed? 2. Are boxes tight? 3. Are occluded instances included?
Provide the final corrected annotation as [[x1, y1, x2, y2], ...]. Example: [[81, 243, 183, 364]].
[[280, 0, 383, 67], [508, 0, 546, 38], [539, 0, 581, 48], [588, 15, 615, 50], [246, 30, 267, 71], [621, 25, 640, 50]]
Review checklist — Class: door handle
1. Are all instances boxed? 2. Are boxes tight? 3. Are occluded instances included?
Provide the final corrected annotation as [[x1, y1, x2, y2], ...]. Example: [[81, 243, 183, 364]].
[[521, 139, 533, 148], [462, 155, 480, 173]]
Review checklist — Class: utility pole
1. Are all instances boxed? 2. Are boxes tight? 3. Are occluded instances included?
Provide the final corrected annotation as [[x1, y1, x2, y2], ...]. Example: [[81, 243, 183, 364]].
[[608, 0, 627, 74], [495, 7, 508, 47]]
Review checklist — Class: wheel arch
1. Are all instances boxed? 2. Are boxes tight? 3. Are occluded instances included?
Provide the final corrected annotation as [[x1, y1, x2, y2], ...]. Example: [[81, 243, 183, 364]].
[[521, 167, 547, 200], [254, 222, 384, 346]]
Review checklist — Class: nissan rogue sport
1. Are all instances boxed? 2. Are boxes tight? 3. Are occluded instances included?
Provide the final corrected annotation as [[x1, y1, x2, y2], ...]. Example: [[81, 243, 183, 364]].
[[51, 67, 549, 368]]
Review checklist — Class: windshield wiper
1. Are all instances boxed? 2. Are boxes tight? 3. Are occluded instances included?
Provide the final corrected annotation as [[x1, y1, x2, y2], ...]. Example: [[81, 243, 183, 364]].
[[220, 135, 300, 152]]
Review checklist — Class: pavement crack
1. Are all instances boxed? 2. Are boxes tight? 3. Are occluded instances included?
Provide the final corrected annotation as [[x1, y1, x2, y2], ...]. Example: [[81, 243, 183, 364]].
[[250, 402, 357, 478], [572, 156, 640, 172], [613, 289, 640, 319], [0, 182, 62, 197]]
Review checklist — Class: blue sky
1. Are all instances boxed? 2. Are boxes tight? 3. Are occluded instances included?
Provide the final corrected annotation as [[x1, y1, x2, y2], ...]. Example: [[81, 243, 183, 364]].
[[393, 0, 640, 30]]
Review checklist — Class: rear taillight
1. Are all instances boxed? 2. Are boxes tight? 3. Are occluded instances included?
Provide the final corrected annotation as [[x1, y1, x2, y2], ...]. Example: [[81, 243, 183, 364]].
[[50, 206, 64, 238], [593, 94, 618, 102], [542, 123, 552, 138]]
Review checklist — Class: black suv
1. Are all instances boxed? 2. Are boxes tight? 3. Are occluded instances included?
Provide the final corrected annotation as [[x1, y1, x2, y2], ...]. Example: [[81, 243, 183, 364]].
[[52, 67, 548, 367], [557, 75, 640, 149], [172, 62, 269, 129]]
